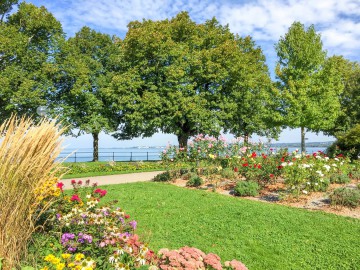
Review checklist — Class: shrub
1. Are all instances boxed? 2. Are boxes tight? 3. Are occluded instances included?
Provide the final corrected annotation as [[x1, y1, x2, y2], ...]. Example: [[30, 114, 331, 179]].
[[182, 172, 197, 180], [221, 168, 235, 179], [330, 174, 351, 184], [186, 175, 203, 187], [234, 181, 260, 197], [349, 169, 360, 180], [329, 187, 360, 208], [153, 171, 172, 182], [0, 116, 64, 269]]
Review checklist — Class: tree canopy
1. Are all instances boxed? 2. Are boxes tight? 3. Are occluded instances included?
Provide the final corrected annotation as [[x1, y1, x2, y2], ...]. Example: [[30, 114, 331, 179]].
[[52, 26, 121, 161], [0, 2, 63, 122], [275, 22, 343, 152], [112, 12, 277, 147]]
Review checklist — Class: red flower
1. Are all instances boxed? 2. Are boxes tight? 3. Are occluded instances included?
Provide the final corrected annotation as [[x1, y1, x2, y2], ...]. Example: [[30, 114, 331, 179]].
[[312, 152, 317, 157], [270, 174, 274, 178], [277, 165, 283, 170], [71, 179, 76, 185], [70, 194, 81, 202], [77, 180, 83, 185], [234, 167, 239, 172], [124, 214, 130, 219], [292, 158, 296, 161], [257, 164, 262, 169], [242, 163, 249, 167], [251, 152, 257, 158], [56, 182, 64, 191], [281, 157, 285, 162]]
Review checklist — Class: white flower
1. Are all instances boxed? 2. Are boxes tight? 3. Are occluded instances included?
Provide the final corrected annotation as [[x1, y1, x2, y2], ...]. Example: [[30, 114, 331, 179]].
[[315, 155, 322, 159], [288, 162, 294, 166], [334, 158, 339, 161], [323, 165, 331, 171], [332, 163, 337, 167], [324, 157, 329, 161], [306, 182, 311, 185], [315, 183, 319, 186], [86, 194, 91, 199], [281, 162, 287, 167], [302, 190, 308, 194]]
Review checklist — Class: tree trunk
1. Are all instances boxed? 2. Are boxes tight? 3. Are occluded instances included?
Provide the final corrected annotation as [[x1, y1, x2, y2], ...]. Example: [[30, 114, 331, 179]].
[[92, 132, 99, 162], [244, 133, 249, 145], [177, 133, 189, 148], [301, 126, 306, 153]]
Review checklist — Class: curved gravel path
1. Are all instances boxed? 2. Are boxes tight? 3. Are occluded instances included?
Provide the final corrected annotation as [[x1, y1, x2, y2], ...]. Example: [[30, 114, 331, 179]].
[[61, 171, 164, 190]]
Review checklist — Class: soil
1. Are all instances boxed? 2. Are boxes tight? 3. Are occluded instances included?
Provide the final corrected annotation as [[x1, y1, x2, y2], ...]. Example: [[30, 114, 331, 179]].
[[171, 178, 360, 219]]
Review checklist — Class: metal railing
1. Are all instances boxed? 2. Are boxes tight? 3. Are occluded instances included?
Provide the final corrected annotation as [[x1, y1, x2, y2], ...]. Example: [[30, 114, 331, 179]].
[[58, 151, 162, 162]]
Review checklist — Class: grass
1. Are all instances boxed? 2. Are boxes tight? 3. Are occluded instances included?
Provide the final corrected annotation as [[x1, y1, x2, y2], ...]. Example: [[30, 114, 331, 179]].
[[59, 161, 166, 179], [100, 182, 360, 270]]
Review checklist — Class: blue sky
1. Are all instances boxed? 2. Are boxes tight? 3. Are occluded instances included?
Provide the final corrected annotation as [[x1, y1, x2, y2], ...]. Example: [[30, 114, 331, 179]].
[[25, 0, 360, 148]]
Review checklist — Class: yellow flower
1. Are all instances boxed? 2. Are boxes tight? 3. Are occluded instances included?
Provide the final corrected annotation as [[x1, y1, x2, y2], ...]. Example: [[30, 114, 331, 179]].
[[40, 267, 49, 270], [75, 253, 85, 261], [68, 263, 75, 268], [44, 254, 56, 262], [52, 258, 61, 265], [56, 263, 65, 270], [61, 253, 71, 259]]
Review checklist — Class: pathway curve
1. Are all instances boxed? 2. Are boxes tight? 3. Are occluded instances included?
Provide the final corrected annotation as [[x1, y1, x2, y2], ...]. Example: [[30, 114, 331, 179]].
[[61, 171, 164, 190]]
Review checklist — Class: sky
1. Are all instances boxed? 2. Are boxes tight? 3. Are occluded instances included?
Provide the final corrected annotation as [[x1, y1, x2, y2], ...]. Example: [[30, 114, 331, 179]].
[[24, 0, 360, 148]]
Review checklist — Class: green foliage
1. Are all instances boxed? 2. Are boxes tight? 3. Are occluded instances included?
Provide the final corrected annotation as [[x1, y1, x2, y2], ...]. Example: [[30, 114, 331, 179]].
[[330, 174, 351, 184], [0, 2, 64, 123], [112, 12, 274, 146], [234, 181, 260, 197], [328, 124, 360, 160], [220, 168, 235, 179], [52, 27, 121, 161], [275, 22, 344, 152], [186, 175, 203, 187], [330, 187, 360, 208], [153, 171, 172, 182]]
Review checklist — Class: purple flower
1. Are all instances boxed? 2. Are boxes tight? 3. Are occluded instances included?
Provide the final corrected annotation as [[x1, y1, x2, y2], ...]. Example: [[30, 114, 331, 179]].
[[129, 220, 137, 230], [78, 232, 92, 244], [61, 233, 75, 245]]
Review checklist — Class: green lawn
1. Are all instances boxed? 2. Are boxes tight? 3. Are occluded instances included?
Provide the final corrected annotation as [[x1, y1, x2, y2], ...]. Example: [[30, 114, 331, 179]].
[[59, 161, 165, 179], [100, 182, 360, 270]]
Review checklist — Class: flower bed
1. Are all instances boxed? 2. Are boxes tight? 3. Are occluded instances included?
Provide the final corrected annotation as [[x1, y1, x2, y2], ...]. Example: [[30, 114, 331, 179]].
[[31, 180, 248, 270], [158, 135, 360, 217]]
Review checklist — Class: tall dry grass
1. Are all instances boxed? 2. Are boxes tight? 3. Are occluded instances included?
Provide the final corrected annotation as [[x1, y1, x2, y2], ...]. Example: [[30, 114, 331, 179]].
[[0, 116, 64, 269]]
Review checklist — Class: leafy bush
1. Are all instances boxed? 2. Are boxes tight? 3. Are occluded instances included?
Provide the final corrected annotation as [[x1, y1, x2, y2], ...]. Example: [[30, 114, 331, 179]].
[[186, 175, 203, 187], [330, 174, 351, 184], [182, 172, 197, 180], [234, 181, 260, 197], [327, 124, 360, 160], [221, 168, 235, 179], [153, 171, 172, 182], [349, 169, 360, 180], [329, 187, 360, 208]]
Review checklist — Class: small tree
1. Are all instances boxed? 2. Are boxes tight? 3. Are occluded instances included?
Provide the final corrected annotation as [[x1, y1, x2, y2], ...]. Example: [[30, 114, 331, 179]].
[[275, 22, 343, 152]]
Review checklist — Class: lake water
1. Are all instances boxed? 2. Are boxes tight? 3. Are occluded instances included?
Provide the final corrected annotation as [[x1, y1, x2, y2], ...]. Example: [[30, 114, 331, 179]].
[[58, 146, 328, 163]]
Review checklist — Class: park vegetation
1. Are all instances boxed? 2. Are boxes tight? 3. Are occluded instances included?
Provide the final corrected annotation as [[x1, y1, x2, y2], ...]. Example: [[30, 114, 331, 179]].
[[1, 2, 359, 160]]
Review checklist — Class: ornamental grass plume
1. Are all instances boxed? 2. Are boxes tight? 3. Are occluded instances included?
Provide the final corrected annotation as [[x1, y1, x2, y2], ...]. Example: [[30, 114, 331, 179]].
[[0, 116, 64, 269]]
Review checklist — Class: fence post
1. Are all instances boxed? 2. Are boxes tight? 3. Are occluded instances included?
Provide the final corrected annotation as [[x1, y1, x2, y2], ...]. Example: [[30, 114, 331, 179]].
[[147, 152, 149, 161], [130, 152, 132, 162], [74, 152, 77, 163]]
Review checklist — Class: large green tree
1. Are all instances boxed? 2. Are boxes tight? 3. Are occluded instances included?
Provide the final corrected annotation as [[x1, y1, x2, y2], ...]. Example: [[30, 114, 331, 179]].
[[112, 12, 276, 147], [0, 2, 63, 122], [275, 22, 343, 152], [52, 27, 120, 161], [324, 56, 360, 135], [221, 36, 282, 142]]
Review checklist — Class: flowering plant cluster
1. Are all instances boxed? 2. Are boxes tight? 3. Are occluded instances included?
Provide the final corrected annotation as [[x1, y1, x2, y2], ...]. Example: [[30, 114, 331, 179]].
[[36, 181, 249, 270], [38, 180, 156, 269], [160, 136, 358, 195], [158, 246, 248, 270]]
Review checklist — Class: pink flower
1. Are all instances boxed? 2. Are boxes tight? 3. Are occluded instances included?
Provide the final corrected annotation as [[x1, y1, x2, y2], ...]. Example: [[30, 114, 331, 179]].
[[225, 260, 248, 270], [56, 182, 64, 192], [70, 194, 81, 202], [71, 179, 76, 184]]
